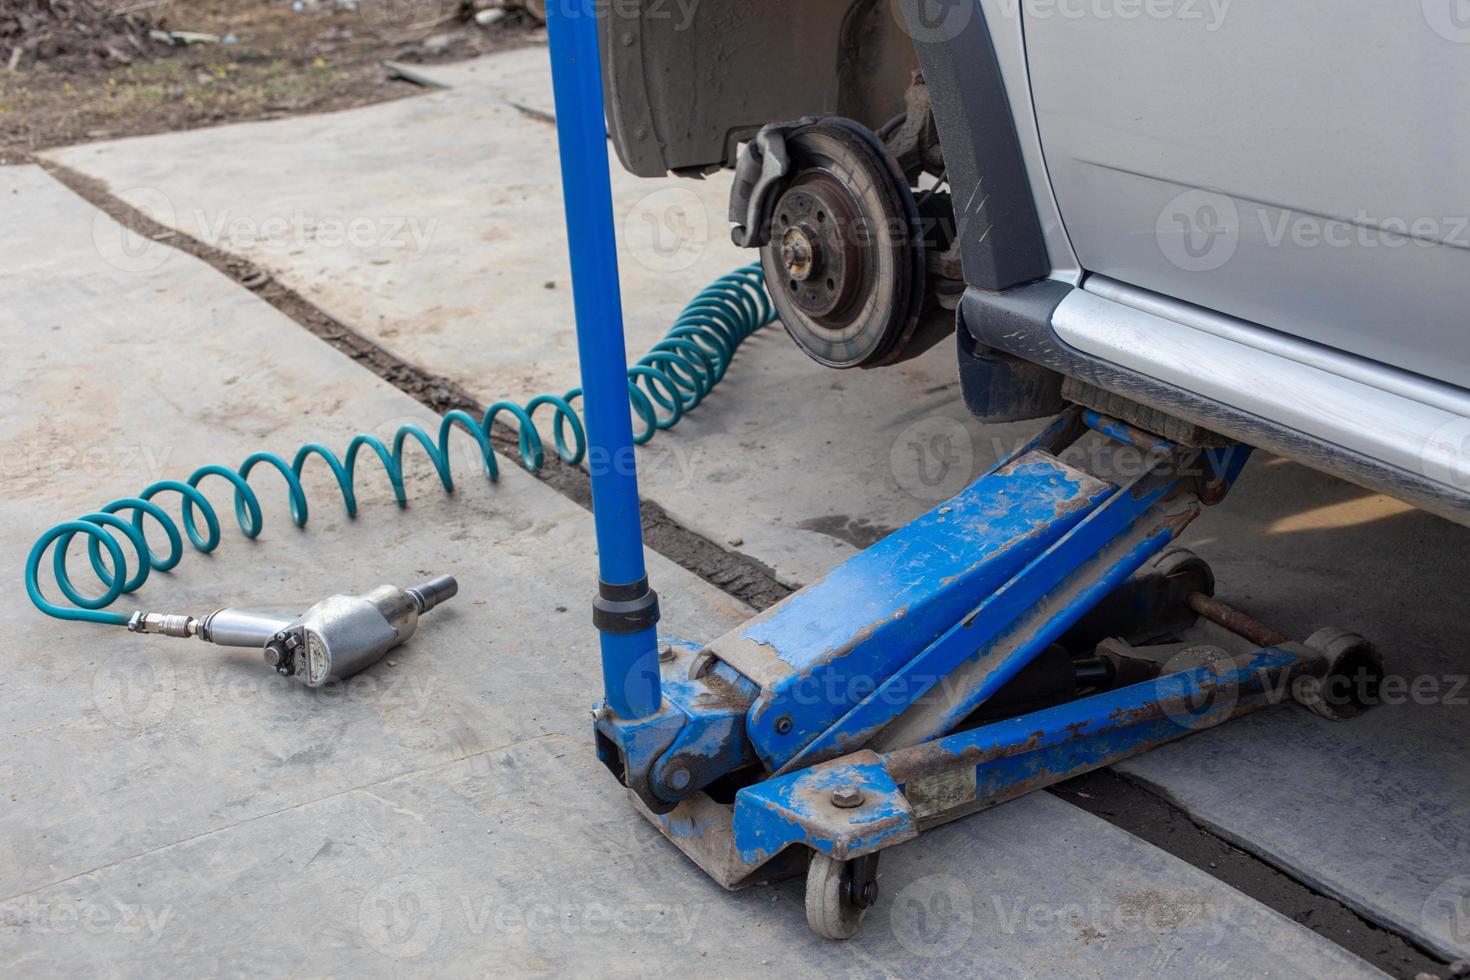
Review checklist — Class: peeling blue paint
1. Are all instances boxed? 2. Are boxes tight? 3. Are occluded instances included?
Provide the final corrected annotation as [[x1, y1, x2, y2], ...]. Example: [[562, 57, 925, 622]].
[[732, 759, 917, 865], [739, 452, 1115, 771], [726, 643, 1302, 873]]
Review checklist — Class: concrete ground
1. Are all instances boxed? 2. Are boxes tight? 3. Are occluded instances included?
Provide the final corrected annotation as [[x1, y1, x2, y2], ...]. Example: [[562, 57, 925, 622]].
[[4, 45, 1465, 976], [0, 165, 1382, 978]]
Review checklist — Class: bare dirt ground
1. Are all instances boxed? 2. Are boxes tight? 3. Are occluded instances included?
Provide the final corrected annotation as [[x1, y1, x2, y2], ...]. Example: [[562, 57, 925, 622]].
[[0, 0, 539, 161]]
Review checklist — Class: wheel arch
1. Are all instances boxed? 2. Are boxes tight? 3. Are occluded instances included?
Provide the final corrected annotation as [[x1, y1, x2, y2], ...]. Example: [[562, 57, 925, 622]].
[[599, 0, 917, 178]]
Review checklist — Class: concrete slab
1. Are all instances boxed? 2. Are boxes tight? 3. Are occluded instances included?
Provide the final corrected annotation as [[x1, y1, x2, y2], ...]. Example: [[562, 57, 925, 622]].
[[43, 47, 1038, 589], [0, 165, 1383, 975], [0, 160, 739, 901], [4, 748, 1385, 979], [1117, 467, 1470, 961], [40, 48, 1470, 961]]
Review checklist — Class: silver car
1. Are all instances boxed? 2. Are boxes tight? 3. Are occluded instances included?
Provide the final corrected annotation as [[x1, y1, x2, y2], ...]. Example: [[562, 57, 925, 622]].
[[600, 0, 1470, 526]]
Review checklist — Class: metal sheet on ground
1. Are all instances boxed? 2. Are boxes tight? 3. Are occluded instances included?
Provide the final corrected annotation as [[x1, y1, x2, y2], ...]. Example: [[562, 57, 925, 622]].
[[1118, 468, 1470, 960], [0, 165, 1384, 976]]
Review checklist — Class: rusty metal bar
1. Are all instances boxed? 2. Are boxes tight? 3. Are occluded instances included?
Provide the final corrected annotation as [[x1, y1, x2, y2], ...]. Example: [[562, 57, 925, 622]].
[[1187, 591, 1291, 648]]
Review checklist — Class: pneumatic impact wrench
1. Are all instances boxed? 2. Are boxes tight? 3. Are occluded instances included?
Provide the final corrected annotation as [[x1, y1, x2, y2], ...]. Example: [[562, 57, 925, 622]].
[[126, 575, 458, 687]]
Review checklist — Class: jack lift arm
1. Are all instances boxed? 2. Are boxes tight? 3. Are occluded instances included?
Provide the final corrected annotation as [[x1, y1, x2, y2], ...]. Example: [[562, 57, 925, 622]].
[[545, 2, 1382, 940]]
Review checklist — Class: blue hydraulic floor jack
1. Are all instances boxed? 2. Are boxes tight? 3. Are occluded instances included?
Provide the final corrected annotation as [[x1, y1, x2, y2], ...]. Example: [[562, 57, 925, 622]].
[[545, 2, 1381, 940]]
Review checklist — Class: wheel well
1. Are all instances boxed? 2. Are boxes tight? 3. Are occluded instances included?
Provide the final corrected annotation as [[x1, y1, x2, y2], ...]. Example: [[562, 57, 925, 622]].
[[600, 0, 917, 177]]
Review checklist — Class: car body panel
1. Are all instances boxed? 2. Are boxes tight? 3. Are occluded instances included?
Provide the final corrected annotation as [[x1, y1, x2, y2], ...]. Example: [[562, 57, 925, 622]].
[[1023, 3, 1470, 389], [1055, 280, 1470, 494]]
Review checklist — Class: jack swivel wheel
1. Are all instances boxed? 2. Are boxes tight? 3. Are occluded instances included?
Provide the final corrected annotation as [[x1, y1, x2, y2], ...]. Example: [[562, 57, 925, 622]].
[[1293, 627, 1384, 721], [1151, 547, 1216, 598], [805, 852, 881, 940]]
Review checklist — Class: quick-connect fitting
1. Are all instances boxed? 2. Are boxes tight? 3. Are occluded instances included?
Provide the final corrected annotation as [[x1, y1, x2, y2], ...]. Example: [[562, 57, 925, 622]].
[[127, 611, 198, 637]]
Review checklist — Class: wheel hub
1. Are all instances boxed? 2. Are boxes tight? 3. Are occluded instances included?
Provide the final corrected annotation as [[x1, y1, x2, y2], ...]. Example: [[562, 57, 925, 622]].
[[758, 119, 923, 369], [772, 176, 865, 322], [779, 227, 814, 281]]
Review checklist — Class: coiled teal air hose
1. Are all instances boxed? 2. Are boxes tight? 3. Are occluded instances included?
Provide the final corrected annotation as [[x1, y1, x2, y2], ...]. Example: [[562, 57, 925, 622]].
[[26, 264, 773, 626]]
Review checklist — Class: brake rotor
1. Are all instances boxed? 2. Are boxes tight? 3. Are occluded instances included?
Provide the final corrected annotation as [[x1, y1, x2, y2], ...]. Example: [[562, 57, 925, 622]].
[[760, 119, 924, 369]]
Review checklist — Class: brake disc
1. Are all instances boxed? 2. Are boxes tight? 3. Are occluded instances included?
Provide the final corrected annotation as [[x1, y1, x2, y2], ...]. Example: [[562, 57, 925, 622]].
[[760, 119, 924, 369]]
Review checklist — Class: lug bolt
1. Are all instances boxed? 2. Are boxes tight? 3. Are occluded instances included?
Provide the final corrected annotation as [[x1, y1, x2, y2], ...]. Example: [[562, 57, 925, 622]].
[[263, 646, 283, 667], [831, 785, 865, 809], [667, 767, 691, 791], [658, 644, 675, 663]]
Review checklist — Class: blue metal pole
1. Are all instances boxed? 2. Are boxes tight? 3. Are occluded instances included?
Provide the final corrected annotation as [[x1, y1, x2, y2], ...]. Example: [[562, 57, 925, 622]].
[[545, 0, 662, 718]]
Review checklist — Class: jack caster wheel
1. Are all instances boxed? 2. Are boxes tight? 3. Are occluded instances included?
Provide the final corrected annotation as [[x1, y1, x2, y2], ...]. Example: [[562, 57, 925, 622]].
[[1150, 547, 1216, 598], [1294, 627, 1384, 721], [805, 852, 880, 940]]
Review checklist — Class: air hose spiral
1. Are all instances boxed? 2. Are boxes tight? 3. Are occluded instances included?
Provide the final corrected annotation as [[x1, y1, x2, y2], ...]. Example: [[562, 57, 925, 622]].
[[26, 264, 773, 626]]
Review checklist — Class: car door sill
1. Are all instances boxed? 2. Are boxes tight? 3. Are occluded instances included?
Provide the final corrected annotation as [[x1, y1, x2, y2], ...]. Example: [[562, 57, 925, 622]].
[[959, 279, 1470, 528]]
